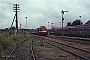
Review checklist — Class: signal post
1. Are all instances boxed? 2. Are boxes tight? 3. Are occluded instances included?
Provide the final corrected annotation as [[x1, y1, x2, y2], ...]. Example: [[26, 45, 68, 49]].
[[61, 10, 68, 36]]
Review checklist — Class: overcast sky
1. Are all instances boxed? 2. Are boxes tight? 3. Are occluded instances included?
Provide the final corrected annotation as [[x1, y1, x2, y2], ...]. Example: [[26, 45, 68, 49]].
[[0, 0, 90, 29]]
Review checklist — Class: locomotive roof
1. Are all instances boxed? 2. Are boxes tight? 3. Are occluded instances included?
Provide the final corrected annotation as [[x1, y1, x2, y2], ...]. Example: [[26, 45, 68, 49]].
[[40, 26, 46, 28]]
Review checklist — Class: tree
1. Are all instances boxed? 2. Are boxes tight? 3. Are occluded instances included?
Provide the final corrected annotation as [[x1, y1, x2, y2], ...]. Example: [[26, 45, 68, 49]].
[[72, 19, 83, 26], [9, 26, 16, 30], [67, 22, 72, 26]]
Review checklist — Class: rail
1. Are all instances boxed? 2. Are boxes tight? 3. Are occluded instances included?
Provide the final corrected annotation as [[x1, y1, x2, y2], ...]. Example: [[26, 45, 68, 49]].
[[32, 35, 90, 60], [5, 37, 31, 60], [44, 41, 89, 60], [31, 39, 36, 60]]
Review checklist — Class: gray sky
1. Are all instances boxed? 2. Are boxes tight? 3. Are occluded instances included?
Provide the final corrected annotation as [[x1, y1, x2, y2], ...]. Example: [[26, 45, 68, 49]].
[[0, 0, 90, 29]]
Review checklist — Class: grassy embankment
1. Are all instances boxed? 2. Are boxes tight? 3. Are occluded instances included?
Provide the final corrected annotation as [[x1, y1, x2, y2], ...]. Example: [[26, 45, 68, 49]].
[[0, 32, 30, 60]]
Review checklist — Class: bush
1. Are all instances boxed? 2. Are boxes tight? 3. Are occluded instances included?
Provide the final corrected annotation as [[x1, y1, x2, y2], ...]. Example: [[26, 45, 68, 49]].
[[0, 44, 4, 58]]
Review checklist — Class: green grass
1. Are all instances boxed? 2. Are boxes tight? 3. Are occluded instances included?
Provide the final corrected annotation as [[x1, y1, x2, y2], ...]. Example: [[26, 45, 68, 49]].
[[32, 39, 68, 60], [0, 32, 30, 60]]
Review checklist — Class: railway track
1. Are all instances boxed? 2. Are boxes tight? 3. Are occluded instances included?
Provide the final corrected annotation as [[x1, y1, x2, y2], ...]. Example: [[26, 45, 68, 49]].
[[46, 35, 90, 53], [48, 35, 90, 46], [32, 35, 90, 60], [44, 40, 89, 60], [8, 34, 89, 60], [5, 36, 32, 60], [30, 38, 36, 60], [31, 36, 80, 60]]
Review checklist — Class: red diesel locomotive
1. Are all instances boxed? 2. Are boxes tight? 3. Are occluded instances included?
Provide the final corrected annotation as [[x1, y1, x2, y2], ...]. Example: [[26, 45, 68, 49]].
[[31, 26, 48, 36]]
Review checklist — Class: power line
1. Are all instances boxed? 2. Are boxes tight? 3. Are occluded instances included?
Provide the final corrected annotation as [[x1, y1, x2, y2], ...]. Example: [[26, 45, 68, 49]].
[[0, 1, 13, 4]]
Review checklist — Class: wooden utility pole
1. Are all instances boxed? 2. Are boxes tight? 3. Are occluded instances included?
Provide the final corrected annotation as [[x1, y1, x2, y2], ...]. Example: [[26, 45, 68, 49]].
[[13, 4, 20, 34]]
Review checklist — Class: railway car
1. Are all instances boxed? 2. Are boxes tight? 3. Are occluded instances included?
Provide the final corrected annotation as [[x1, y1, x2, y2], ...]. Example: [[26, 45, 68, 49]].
[[54, 25, 90, 37], [54, 26, 80, 36], [70, 25, 90, 37], [54, 27, 70, 36], [63, 27, 71, 36], [54, 28, 58, 35], [38, 26, 48, 36], [49, 28, 54, 35], [57, 28, 62, 35], [68, 26, 80, 36], [79, 25, 90, 37], [30, 29, 36, 34]]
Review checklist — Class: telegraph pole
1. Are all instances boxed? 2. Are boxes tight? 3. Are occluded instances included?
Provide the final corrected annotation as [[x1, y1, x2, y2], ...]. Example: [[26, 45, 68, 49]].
[[61, 10, 68, 36], [13, 4, 20, 34]]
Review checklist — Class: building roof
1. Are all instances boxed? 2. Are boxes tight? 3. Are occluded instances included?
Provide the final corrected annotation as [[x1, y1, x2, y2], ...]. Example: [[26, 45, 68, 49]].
[[84, 20, 90, 26]]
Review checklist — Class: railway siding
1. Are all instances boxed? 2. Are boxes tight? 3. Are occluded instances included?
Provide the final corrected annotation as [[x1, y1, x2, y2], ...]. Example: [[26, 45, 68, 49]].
[[44, 40, 89, 60], [48, 35, 90, 46], [47, 35, 90, 52], [31, 36, 80, 60], [33, 35, 90, 60]]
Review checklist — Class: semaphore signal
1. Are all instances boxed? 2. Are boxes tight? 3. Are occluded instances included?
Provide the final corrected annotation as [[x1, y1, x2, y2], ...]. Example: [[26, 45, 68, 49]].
[[61, 10, 68, 36]]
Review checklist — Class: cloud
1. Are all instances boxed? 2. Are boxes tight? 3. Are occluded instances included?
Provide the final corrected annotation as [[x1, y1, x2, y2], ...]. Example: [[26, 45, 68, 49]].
[[0, 0, 90, 29]]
